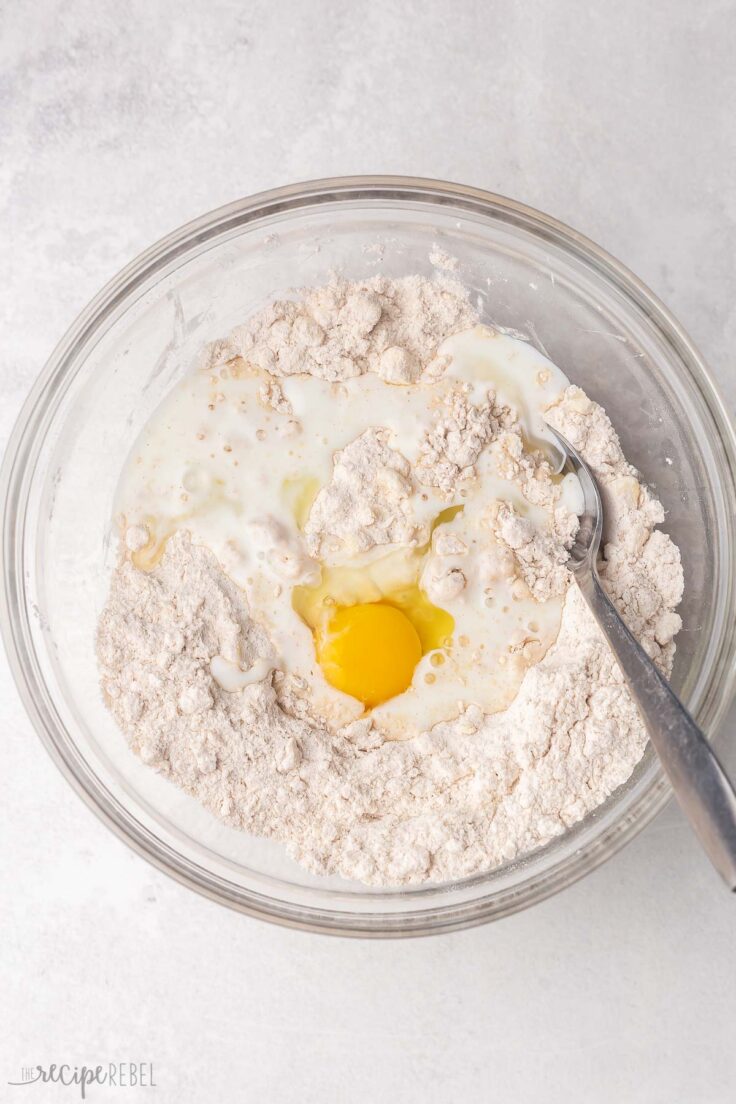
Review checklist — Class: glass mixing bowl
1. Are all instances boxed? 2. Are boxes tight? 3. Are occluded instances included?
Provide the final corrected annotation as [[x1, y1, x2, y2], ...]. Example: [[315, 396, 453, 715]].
[[3, 177, 735, 936]]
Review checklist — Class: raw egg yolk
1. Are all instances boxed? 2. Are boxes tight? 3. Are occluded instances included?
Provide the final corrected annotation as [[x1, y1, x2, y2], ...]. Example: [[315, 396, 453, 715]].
[[316, 602, 422, 708]]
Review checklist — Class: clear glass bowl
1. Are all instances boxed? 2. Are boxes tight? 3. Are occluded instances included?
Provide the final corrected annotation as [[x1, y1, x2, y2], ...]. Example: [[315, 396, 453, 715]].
[[3, 177, 736, 937]]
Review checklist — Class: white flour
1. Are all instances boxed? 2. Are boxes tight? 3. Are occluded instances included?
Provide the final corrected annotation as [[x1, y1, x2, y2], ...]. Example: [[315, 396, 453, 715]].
[[207, 273, 476, 382], [97, 276, 683, 886], [303, 428, 421, 560]]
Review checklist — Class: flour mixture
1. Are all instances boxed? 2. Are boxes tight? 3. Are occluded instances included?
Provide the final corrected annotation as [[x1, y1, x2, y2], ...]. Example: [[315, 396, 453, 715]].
[[97, 273, 683, 885]]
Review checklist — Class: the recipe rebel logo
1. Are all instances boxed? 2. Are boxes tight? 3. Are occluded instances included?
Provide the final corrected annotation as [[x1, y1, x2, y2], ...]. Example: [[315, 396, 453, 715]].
[[8, 1062, 157, 1098]]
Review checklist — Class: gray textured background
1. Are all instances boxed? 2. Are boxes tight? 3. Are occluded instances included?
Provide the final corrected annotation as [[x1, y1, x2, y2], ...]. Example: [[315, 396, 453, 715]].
[[2, 2, 735, 1101]]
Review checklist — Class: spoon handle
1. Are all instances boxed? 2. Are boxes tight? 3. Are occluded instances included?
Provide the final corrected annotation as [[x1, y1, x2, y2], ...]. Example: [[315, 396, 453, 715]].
[[576, 569, 736, 890]]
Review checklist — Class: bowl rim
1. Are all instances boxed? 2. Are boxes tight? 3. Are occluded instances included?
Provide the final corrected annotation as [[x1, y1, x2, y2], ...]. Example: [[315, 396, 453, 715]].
[[3, 174, 736, 937]]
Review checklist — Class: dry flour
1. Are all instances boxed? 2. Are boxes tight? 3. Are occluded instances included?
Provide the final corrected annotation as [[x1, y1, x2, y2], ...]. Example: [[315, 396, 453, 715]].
[[97, 275, 683, 885]]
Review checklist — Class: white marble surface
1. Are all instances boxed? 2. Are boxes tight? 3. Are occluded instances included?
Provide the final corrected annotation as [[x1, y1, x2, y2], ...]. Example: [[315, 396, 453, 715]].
[[2, 2, 736, 1101]]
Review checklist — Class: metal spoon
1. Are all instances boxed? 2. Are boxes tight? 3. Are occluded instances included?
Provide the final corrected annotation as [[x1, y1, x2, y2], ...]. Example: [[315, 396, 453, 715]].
[[549, 426, 736, 890]]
